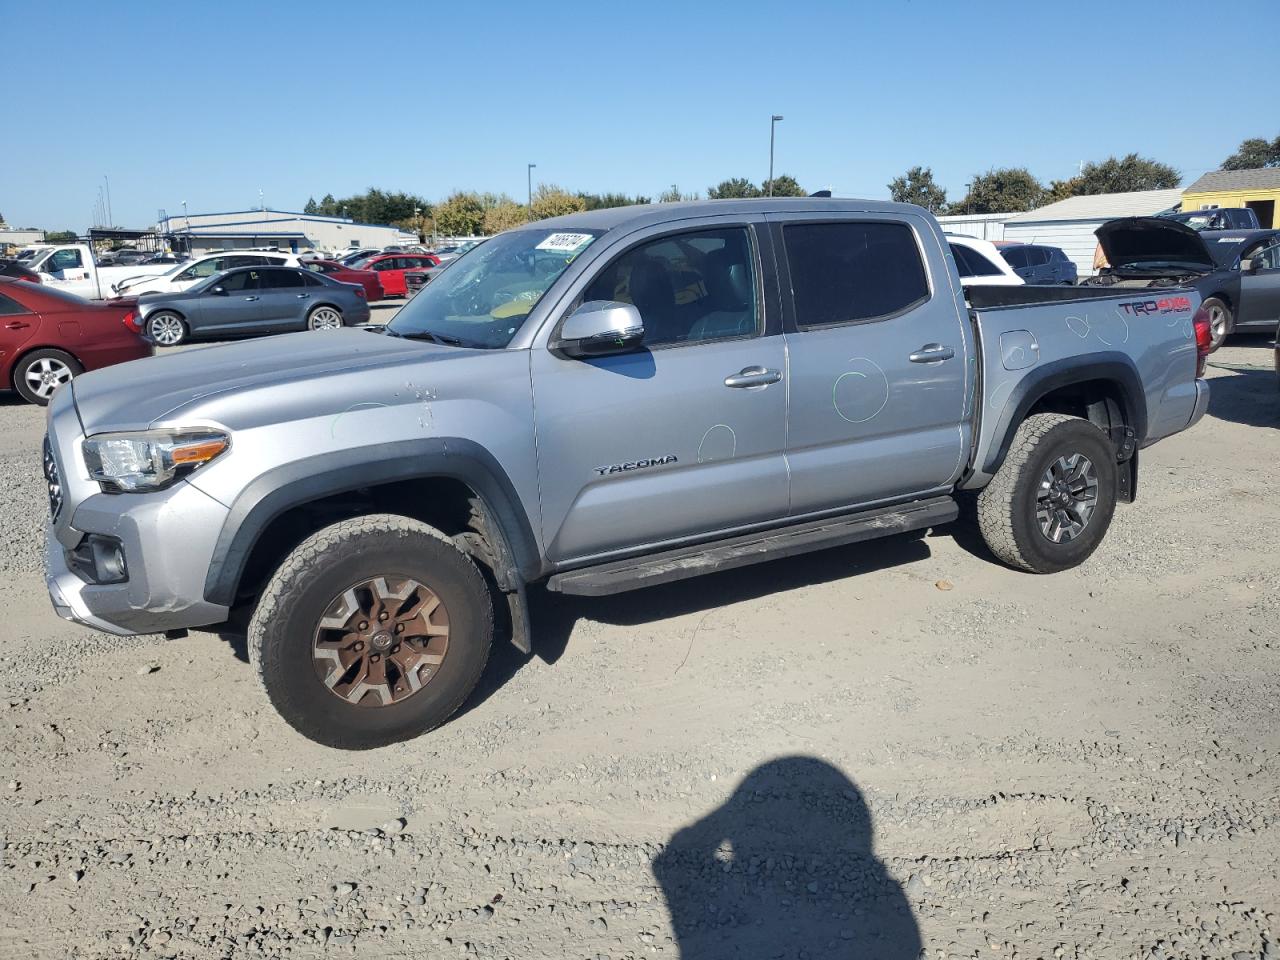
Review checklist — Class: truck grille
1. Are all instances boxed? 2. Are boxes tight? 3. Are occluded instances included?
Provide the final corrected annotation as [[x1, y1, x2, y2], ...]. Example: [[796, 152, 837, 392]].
[[43, 436, 63, 521]]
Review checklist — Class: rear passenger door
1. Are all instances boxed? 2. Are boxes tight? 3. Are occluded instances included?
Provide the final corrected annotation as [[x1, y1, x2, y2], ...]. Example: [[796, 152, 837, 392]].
[[770, 214, 972, 515]]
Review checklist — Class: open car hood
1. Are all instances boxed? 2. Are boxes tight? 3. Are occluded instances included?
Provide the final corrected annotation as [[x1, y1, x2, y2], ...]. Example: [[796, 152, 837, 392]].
[[1095, 217, 1215, 272]]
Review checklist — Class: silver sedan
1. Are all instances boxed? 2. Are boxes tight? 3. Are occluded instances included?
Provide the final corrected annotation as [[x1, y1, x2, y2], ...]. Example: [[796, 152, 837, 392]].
[[136, 265, 371, 346]]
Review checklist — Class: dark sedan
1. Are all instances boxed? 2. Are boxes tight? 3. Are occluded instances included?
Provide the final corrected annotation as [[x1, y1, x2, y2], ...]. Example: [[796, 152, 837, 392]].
[[137, 265, 371, 346], [0, 278, 152, 405]]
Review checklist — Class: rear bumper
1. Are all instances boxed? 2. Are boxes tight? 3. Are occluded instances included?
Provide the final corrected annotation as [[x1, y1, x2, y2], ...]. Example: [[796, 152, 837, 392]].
[[1187, 377, 1210, 430]]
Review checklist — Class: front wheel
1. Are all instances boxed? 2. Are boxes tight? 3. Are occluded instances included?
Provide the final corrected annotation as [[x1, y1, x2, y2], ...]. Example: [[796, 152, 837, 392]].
[[1203, 296, 1232, 351], [977, 413, 1117, 573], [307, 305, 344, 330], [147, 311, 188, 346], [248, 514, 494, 749]]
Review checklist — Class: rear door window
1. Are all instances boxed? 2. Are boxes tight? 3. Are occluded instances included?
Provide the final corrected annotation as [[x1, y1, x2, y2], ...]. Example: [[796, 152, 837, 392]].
[[259, 268, 304, 289], [783, 221, 929, 327], [0, 291, 33, 316]]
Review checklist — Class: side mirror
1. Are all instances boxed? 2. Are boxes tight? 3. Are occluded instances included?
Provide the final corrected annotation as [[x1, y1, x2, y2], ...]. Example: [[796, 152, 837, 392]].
[[554, 301, 645, 358], [211, 285, 227, 296], [1240, 258, 1258, 274]]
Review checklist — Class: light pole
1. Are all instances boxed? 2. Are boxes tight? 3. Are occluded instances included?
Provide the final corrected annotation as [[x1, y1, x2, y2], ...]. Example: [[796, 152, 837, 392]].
[[527, 163, 536, 210], [103, 175, 113, 227], [767, 115, 784, 196], [182, 200, 189, 256]]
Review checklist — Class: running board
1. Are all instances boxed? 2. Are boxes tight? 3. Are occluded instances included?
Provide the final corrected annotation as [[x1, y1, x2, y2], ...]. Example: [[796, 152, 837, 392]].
[[546, 496, 958, 597]]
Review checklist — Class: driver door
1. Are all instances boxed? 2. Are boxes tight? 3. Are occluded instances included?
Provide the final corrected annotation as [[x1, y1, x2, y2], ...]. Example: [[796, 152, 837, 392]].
[[1238, 237, 1280, 327], [530, 220, 790, 564]]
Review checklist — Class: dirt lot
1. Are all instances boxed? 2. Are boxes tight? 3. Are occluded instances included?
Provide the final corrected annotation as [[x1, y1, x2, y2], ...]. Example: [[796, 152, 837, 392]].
[[1, 335, 1278, 960]]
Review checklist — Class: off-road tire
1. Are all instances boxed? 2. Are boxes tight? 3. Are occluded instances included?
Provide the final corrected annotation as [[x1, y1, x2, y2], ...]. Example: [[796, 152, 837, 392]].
[[1203, 296, 1232, 351], [248, 514, 493, 749], [13, 349, 82, 405], [977, 413, 1117, 574]]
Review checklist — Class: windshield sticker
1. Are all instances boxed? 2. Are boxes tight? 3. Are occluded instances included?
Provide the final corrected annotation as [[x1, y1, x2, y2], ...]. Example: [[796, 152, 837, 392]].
[[536, 232, 594, 252]]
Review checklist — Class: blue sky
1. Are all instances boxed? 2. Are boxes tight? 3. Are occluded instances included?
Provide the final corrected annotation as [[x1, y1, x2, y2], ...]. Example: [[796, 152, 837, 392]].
[[5, 0, 1273, 230]]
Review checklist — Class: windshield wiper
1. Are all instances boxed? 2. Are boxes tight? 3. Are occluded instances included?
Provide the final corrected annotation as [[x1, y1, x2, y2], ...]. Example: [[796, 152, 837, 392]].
[[395, 330, 477, 347]]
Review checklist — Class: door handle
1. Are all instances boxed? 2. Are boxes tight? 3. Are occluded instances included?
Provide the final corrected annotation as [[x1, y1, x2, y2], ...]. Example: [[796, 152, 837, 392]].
[[5, 321, 31, 330], [296, 293, 310, 299], [243, 296, 260, 301], [724, 365, 783, 388], [909, 344, 955, 363]]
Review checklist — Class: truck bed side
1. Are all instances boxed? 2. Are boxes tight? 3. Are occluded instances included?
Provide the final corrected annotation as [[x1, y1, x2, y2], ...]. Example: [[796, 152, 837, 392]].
[[961, 284, 1203, 489]]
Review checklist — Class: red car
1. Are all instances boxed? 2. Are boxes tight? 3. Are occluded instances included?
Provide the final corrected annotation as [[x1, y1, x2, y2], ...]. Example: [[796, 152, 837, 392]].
[[0, 278, 152, 406], [302, 260, 385, 302], [358, 253, 441, 297]]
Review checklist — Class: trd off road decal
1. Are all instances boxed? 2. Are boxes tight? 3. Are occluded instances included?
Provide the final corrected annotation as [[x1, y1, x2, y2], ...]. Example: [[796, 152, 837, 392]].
[[1117, 296, 1193, 317]]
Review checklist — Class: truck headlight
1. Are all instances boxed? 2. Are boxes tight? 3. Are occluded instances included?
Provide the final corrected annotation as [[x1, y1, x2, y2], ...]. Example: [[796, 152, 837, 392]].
[[82, 430, 229, 492]]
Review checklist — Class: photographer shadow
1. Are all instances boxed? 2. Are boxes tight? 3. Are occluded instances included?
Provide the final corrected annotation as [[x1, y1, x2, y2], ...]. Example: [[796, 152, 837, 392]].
[[654, 756, 921, 958]]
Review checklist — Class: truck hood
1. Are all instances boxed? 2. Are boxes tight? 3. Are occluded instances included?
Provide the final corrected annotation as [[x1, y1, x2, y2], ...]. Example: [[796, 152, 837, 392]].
[[71, 328, 474, 434], [1095, 217, 1216, 273]]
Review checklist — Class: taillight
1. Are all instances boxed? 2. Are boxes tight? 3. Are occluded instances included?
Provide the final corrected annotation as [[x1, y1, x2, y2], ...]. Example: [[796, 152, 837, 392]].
[[122, 311, 143, 334], [1192, 306, 1211, 377], [354, 288, 366, 299]]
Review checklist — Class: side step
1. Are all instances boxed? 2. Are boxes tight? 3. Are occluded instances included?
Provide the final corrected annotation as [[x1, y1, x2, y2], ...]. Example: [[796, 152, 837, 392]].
[[547, 496, 958, 597]]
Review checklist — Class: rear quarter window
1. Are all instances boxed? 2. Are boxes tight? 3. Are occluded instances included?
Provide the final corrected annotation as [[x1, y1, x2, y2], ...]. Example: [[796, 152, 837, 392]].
[[784, 221, 929, 327]]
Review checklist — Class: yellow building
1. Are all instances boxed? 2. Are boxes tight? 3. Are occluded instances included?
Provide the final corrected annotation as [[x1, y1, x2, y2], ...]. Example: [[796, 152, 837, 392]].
[[1181, 168, 1280, 228]]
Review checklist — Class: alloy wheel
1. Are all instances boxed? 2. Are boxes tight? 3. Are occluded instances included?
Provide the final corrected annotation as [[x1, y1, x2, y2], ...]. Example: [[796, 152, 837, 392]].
[[1035, 453, 1099, 543], [312, 576, 450, 707], [309, 307, 343, 330], [24, 357, 73, 400], [1208, 303, 1227, 347], [149, 314, 185, 346]]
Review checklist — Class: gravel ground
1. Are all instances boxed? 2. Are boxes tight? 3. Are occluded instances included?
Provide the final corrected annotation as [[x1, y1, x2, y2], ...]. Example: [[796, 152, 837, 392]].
[[1, 334, 1277, 959]]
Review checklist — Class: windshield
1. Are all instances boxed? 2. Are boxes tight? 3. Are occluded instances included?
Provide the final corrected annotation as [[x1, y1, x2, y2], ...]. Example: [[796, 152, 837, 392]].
[[387, 228, 600, 348]]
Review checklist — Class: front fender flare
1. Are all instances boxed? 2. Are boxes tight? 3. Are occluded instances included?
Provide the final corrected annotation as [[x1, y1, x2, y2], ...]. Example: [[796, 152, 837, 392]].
[[200, 437, 541, 608]]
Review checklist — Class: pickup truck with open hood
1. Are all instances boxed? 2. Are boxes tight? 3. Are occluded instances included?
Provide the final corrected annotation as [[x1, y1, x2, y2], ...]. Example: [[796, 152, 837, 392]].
[[43, 198, 1212, 748], [1087, 217, 1280, 349]]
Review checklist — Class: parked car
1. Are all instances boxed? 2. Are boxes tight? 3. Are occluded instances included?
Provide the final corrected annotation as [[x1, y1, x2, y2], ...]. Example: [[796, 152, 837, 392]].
[[1087, 218, 1280, 348], [20, 243, 174, 300], [137, 265, 371, 346], [338, 249, 382, 266], [115, 251, 301, 297], [999, 244, 1077, 285], [0, 259, 42, 283], [43, 198, 1211, 748], [0, 278, 152, 405], [301, 259, 385, 301], [945, 234, 1023, 287], [1160, 208, 1260, 232], [432, 240, 484, 265], [359, 252, 442, 296]]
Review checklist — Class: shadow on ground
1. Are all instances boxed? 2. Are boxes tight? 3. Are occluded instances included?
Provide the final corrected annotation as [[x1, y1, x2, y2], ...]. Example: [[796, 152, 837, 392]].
[[1205, 357, 1279, 430], [654, 756, 921, 958]]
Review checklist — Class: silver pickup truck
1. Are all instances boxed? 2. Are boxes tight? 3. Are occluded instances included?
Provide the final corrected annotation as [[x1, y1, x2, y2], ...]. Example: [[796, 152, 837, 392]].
[[43, 199, 1212, 748]]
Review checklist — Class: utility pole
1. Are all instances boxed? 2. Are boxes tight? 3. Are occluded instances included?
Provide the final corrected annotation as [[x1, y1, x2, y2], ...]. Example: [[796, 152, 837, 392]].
[[767, 116, 784, 196], [103, 175, 113, 227], [527, 163, 536, 210]]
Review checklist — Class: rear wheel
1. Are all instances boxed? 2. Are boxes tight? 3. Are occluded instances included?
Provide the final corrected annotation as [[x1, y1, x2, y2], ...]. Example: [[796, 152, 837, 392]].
[[307, 305, 343, 330], [977, 413, 1117, 573], [248, 514, 494, 749], [1203, 296, 1231, 351], [147, 311, 188, 346], [13, 349, 82, 405]]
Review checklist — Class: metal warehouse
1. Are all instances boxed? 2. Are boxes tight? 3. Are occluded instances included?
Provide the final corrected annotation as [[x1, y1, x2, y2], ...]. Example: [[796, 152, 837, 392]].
[[155, 209, 416, 256], [999, 188, 1183, 278]]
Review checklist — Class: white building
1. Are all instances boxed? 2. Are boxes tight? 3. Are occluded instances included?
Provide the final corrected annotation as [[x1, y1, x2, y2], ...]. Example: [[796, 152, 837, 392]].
[[156, 209, 416, 256], [0, 227, 45, 253], [935, 212, 1014, 242], [1000, 188, 1183, 278]]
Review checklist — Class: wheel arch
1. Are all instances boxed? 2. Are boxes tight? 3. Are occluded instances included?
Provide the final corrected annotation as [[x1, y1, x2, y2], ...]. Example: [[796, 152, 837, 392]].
[[979, 354, 1146, 480], [202, 438, 541, 611], [9, 344, 85, 391]]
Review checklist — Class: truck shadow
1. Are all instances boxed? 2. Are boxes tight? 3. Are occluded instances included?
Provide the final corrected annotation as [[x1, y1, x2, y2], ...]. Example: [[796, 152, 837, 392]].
[[655, 756, 922, 958], [459, 531, 933, 718], [1204, 360, 1280, 429]]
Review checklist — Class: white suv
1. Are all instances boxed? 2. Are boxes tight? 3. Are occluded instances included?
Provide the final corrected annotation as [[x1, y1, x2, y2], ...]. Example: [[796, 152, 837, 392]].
[[946, 234, 1023, 287], [114, 252, 301, 296]]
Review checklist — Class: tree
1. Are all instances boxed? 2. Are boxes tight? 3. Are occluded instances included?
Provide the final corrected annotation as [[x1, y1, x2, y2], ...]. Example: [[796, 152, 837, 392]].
[[578, 192, 651, 210], [484, 199, 530, 234], [761, 174, 805, 197], [1221, 135, 1280, 170], [658, 185, 699, 203], [950, 168, 1045, 214], [45, 230, 77, 243], [1072, 154, 1180, 194], [529, 184, 586, 220], [317, 193, 339, 217], [887, 166, 946, 212], [1044, 176, 1084, 204], [433, 191, 487, 236], [302, 197, 319, 215], [707, 178, 762, 200]]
